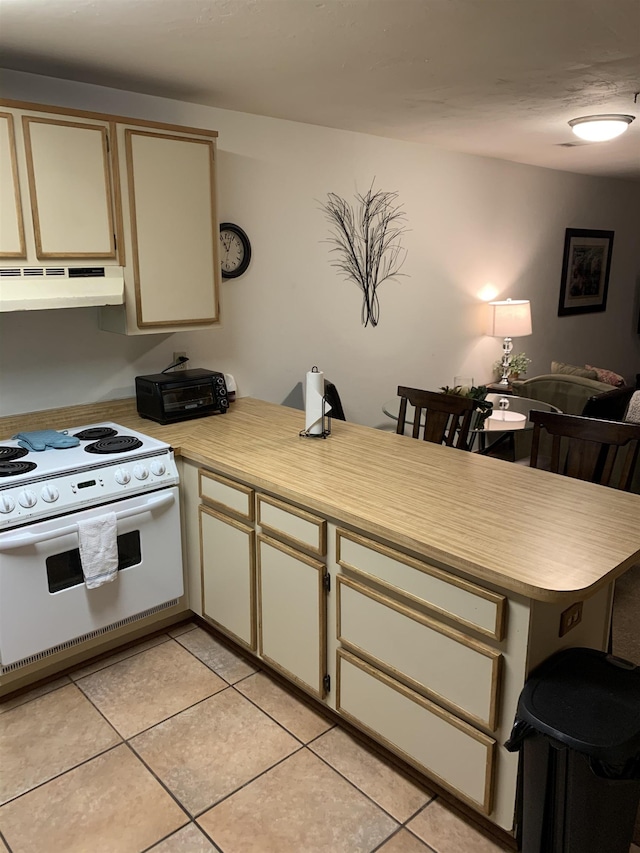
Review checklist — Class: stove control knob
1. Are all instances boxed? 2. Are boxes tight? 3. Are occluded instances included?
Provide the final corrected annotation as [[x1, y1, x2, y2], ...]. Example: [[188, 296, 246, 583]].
[[150, 460, 166, 476], [133, 464, 149, 481], [18, 489, 37, 508], [115, 468, 131, 485], [0, 495, 15, 514], [41, 485, 59, 503]]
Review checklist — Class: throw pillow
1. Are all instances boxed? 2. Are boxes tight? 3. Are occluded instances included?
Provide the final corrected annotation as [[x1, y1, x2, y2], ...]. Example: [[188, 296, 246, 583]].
[[585, 365, 626, 387], [551, 361, 599, 379], [625, 391, 640, 423]]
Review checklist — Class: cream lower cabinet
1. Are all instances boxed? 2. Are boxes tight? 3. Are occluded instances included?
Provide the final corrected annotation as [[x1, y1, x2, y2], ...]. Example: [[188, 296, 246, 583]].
[[193, 470, 543, 833], [257, 535, 327, 698], [199, 470, 256, 651], [256, 494, 329, 698], [333, 527, 524, 832], [197, 472, 330, 688], [337, 650, 496, 813]]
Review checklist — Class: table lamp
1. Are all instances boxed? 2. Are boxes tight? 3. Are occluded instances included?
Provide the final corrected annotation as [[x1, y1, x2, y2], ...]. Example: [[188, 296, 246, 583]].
[[487, 299, 532, 386]]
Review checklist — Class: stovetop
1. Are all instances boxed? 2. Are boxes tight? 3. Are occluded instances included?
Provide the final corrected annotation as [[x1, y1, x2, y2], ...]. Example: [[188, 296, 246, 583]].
[[0, 422, 168, 481], [0, 422, 179, 530]]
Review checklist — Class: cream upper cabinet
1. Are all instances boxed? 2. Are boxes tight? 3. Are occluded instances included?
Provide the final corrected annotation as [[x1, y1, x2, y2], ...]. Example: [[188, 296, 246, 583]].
[[0, 112, 26, 258], [99, 124, 220, 335], [22, 116, 118, 259], [0, 106, 120, 263], [0, 98, 220, 332]]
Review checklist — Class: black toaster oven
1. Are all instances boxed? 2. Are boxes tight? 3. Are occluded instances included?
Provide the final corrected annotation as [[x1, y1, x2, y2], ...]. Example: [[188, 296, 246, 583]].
[[135, 368, 229, 424]]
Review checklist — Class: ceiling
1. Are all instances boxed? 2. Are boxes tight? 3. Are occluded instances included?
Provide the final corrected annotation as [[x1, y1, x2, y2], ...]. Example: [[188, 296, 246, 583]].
[[1, 0, 639, 181]]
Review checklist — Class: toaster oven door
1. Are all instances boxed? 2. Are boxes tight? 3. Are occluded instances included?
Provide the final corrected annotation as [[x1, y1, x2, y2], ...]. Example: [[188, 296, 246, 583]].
[[161, 381, 215, 414]]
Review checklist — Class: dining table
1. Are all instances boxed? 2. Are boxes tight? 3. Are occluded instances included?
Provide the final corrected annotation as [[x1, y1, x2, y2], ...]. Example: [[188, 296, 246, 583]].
[[382, 393, 562, 457]]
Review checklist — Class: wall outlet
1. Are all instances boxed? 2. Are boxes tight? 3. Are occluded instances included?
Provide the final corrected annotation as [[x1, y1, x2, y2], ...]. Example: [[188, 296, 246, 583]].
[[559, 601, 583, 637], [173, 351, 188, 370]]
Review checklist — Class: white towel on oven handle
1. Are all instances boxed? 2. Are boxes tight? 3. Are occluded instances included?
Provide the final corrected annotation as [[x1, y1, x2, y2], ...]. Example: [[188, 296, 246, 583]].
[[77, 513, 119, 589]]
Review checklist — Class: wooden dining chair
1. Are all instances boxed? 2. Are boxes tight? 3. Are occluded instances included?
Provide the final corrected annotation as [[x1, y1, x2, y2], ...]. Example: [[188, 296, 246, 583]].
[[529, 409, 640, 490], [396, 386, 479, 449]]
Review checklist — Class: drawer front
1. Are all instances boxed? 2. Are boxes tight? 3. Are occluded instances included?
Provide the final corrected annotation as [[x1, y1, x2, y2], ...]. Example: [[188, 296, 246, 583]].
[[337, 576, 501, 730], [258, 534, 326, 698], [337, 650, 495, 815], [199, 470, 254, 521], [257, 494, 326, 556], [337, 530, 505, 641], [200, 506, 256, 650]]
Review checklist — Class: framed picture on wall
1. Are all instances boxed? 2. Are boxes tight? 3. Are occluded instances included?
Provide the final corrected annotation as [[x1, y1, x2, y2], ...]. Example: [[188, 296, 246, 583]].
[[557, 228, 614, 316]]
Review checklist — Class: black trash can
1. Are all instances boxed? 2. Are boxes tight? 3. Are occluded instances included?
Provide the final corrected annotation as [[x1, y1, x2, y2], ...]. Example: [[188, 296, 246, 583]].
[[506, 647, 640, 853]]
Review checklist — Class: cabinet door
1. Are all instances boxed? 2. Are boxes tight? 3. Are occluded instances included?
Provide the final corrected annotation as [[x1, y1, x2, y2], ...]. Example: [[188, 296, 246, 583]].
[[0, 112, 26, 258], [258, 534, 327, 698], [22, 116, 118, 259], [200, 505, 256, 651], [124, 128, 219, 327]]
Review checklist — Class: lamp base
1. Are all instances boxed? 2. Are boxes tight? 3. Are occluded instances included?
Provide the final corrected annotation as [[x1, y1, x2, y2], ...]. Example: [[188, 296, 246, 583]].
[[498, 336, 514, 385]]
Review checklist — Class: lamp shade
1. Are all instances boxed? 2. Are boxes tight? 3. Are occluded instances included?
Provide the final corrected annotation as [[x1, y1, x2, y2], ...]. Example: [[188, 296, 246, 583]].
[[487, 299, 532, 338]]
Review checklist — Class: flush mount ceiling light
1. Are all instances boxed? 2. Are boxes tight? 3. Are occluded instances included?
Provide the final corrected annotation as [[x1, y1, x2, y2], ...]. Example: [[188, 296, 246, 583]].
[[568, 114, 635, 142]]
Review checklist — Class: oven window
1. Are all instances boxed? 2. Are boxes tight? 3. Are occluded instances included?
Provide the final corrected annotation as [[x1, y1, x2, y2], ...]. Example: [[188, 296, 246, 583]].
[[46, 531, 142, 593]]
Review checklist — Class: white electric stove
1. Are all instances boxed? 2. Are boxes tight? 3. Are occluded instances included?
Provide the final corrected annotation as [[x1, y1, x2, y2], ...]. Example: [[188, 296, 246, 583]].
[[0, 422, 183, 673]]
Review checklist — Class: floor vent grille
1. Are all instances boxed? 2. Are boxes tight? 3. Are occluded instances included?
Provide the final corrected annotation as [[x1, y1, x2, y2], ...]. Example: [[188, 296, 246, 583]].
[[0, 599, 179, 674]]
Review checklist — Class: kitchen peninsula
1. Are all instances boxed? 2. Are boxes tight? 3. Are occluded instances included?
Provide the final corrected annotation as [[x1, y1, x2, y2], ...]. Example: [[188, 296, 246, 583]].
[[2, 396, 639, 838]]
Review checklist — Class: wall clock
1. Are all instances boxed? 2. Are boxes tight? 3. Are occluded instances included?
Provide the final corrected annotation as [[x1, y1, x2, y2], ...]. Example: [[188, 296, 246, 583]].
[[219, 222, 252, 279]]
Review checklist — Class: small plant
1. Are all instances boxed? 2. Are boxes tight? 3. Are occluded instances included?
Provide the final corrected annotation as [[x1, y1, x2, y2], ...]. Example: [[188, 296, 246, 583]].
[[440, 384, 488, 401], [439, 383, 493, 428], [493, 352, 531, 380]]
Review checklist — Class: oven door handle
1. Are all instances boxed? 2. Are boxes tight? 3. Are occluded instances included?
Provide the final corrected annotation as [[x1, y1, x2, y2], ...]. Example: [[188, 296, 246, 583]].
[[0, 492, 175, 552]]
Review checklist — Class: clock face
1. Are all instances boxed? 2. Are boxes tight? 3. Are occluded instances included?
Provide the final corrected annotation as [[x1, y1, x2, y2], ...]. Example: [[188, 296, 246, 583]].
[[220, 223, 251, 278]]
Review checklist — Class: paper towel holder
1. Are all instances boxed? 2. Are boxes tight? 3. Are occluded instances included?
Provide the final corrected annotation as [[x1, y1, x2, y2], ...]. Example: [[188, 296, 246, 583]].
[[299, 365, 332, 439], [299, 399, 332, 439]]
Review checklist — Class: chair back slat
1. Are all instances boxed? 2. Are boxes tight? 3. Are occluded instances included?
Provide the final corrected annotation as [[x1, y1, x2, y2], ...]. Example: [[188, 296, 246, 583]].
[[396, 386, 479, 450], [529, 409, 640, 490]]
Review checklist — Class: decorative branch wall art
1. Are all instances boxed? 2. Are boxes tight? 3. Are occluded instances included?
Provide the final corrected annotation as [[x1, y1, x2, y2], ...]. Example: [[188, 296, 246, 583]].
[[320, 183, 408, 327]]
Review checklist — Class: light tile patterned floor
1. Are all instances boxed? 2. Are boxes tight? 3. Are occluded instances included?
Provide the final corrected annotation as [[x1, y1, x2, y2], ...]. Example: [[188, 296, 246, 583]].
[[0, 624, 635, 853]]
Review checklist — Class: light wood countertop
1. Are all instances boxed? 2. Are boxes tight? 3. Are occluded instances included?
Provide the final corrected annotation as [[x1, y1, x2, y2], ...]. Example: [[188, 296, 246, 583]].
[[2, 396, 639, 602]]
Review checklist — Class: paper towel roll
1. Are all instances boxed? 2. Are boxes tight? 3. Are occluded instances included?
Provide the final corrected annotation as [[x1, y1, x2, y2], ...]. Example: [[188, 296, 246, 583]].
[[305, 367, 331, 435], [224, 373, 237, 402]]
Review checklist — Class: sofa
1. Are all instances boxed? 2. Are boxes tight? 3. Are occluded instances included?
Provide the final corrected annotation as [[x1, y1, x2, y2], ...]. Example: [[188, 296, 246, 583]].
[[510, 373, 627, 416], [509, 366, 639, 493]]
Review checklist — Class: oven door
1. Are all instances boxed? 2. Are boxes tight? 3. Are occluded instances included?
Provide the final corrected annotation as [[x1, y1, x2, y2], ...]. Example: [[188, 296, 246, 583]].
[[0, 486, 183, 668]]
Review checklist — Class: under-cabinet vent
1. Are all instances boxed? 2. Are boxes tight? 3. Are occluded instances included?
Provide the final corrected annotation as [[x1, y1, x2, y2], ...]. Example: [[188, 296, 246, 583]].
[[0, 265, 124, 311], [0, 599, 179, 674], [0, 267, 95, 278]]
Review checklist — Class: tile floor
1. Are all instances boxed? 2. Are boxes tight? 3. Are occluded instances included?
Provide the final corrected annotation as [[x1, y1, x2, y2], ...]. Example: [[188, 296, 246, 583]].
[[0, 623, 637, 853]]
